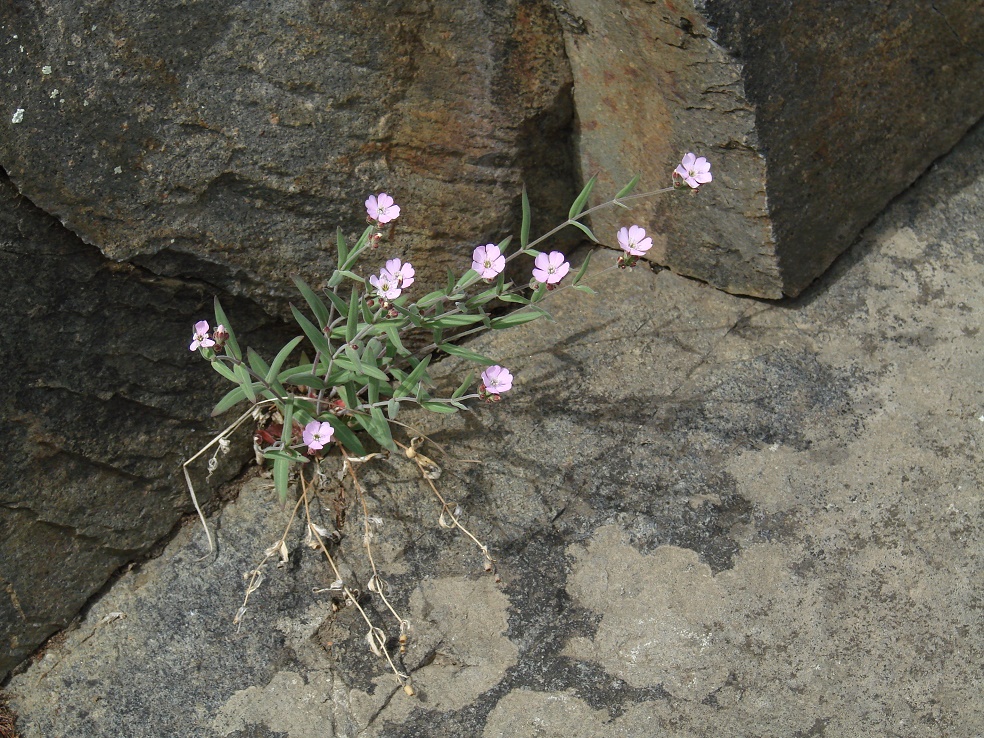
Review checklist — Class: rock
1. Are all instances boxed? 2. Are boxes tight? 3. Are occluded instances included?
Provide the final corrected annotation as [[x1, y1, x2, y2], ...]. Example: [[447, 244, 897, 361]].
[[560, 0, 984, 296], [0, 172, 288, 680], [5, 118, 984, 735], [0, 0, 576, 314]]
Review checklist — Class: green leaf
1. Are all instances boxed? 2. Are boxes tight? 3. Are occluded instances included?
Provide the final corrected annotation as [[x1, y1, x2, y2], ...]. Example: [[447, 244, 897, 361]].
[[497, 293, 529, 305], [335, 226, 349, 266], [266, 336, 304, 385], [615, 174, 641, 200], [464, 286, 501, 309], [325, 417, 365, 456], [568, 175, 597, 220], [336, 270, 366, 286], [291, 305, 333, 356], [338, 382, 358, 411], [323, 288, 349, 317], [280, 373, 326, 390], [452, 371, 475, 399], [530, 283, 548, 303], [211, 385, 249, 416], [247, 348, 270, 379], [234, 363, 256, 402], [280, 400, 295, 447], [437, 342, 497, 365], [395, 355, 432, 397], [453, 269, 479, 294], [213, 298, 241, 360], [445, 267, 456, 296], [572, 248, 593, 286], [489, 311, 541, 329], [339, 225, 374, 271], [386, 398, 400, 420], [389, 302, 423, 328], [573, 284, 597, 294], [380, 323, 410, 356], [273, 456, 290, 505], [419, 401, 459, 414], [292, 276, 330, 329], [523, 248, 542, 257], [520, 187, 531, 249], [345, 287, 359, 342], [424, 313, 486, 329], [211, 360, 239, 382], [568, 220, 599, 243], [416, 290, 447, 309]]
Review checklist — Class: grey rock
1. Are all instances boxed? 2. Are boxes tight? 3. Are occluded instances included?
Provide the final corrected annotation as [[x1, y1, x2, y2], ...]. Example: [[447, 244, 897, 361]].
[[560, 0, 984, 297], [0, 172, 287, 680], [0, 0, 576, 313], [5, 118, 983, 737]]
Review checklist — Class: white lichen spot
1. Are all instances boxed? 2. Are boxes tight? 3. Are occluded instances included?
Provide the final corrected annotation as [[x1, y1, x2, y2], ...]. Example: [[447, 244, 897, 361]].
[[41, 65, 52, 75], [113, 166, 122, 175], [49, 89, 59, 98], [11, 108, 24, 124]]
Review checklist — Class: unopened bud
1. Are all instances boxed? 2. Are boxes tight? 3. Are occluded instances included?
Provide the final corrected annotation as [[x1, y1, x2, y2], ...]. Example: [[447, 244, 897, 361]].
[[388, 308, 399, 319], [213, 324, 230, 348]]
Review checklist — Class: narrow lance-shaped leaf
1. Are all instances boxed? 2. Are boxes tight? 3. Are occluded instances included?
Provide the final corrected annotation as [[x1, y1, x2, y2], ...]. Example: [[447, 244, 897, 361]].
[[568, 220, 598, 243], [395, 355, 432, 397], [572, 248, 593, 286], [335, 226, 349, 267], [291, 276, 330, 329], [247, 348, 270, 379], [615, 174, 641, 201], [520, 187, 531, 249], [325, 417, 365, 456], [211, 385, 249, 416], [345, 287, 359, 342], [273, 456, 290, 506], [211, 360, 238, 382], [234, 363, 256, 402], [213, 298, 241, 360], [489, 311, 542, 329], [265, 336, 305, 386], [438, 343, 497, 366], [452, 371, 475, 399], [291, 305, 333, 356], [568, 175, 597, 220], [280, 400, 295, 449]]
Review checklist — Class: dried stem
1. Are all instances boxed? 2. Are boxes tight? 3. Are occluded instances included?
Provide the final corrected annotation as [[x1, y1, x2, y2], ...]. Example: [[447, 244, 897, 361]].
[[299, 471, 412, 694]]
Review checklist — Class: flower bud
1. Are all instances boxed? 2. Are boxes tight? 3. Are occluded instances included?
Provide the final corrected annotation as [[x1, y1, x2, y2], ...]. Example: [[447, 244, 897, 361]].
[[213, 324, 230, 348]]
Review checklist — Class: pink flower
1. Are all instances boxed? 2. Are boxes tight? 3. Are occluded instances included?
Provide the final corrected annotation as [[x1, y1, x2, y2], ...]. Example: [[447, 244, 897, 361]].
[[384, 258, 415, 288], [365, 193, 401, 224], [472, 243, 505, 280], [532, 251, 570, 285], [369, 269, 402, 300], [481, 365, 513, 394], [189, 320, 215, 351], [674, 153, 712, 189], [303, 420, 334, 451], [617, 225, 653, 256]]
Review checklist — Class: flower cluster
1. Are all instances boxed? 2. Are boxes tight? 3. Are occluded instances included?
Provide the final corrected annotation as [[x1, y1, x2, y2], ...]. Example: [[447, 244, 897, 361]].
[[189, 321, 227, 352], [191, 153, 712, 482]]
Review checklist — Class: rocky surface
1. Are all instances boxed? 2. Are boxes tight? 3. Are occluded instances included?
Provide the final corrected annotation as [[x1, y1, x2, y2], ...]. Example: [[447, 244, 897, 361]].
[[5, 119, 982, 736], [561, 0, 984, 296], [0, 172, 288, 680], [0, 0, 576, 313]]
